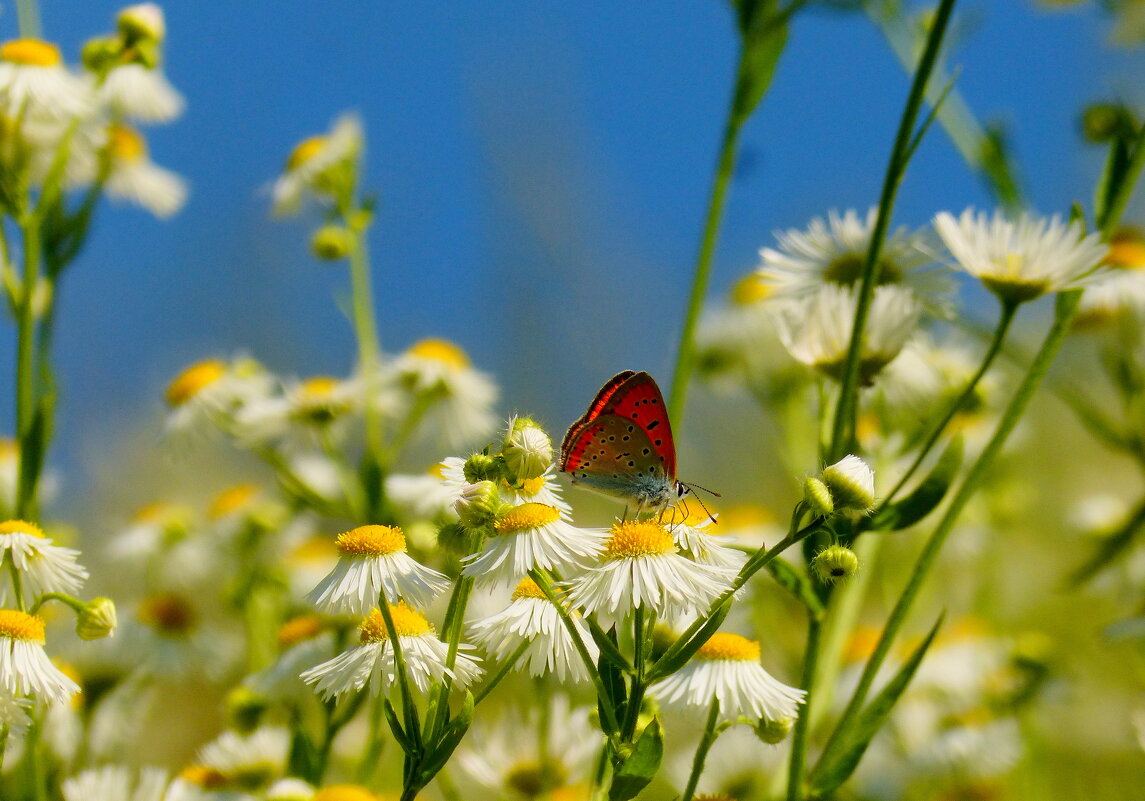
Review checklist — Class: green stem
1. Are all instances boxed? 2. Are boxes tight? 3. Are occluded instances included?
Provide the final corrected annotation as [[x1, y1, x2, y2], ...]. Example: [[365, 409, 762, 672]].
[[681, 699, 722, 801], [827, 0, 958, 462], [879, 298, 1017, 507], [820, 289, 1082, 766], [620, 607, 647, 743], [669, 117, 742, 431], [473, 640, 529, 706], [5, 554, 26, 612], [14, 217, 41, 521], [426, 575, 474, 740], [786, 616, 822, 801], [1099, 121, 1145, 236], [377, 599, 422, 750], [16, 0, 41, 39], [347, 223, 384, 459], [529, 569, 620, 736]]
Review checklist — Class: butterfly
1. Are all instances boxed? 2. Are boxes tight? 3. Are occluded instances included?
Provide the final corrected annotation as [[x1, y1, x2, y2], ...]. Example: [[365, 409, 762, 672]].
[[559, 370, 691, 516]]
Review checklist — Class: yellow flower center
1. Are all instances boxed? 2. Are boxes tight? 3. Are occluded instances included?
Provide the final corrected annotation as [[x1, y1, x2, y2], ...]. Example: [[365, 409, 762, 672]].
[[603, 521, 675, 559], [138, 593, 196, 635], [336, 525, 407, 557], [108, 123, 147, 163], [180, 765, 230, 790], [0, 39, 61, 67], [208, 483, 259, 520], [842, 625, 882, 664], [133, 501, 173, 523], [695, 632, 761, 662], [314, 786, 381, 801], [289, 535, 337, 563], [1106, 230, 1145, 270], [731, 272, 773, 305], [0, 519, 44, 537], [0, 610, 46, 643], [0, 438, 17, 461], [511, 577, 548, 601], [301, 376, 340, 398], [518, 476, 547, 497], [428, 462, 448, 479], [358, 603, 432, 643], [494, 502, 561, 534], [286, 135, 327, 172], [505, 758, 569, 798], [276, 614, 324, 647], [408, 338, 470, 369], [695, 795, 738, 801], [166, 359, 226, 406]]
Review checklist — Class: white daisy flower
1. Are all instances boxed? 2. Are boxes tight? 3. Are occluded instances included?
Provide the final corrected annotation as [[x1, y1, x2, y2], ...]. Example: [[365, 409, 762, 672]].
[[820, 454, 877, 514], [284, 533, 340, 601], [934, 208, 1108, 304], [694, 273, 797, 390], [469, 577, 598, 683], [388, 338, 499, 450], [121, 593, 232, 679], [564, 520, 735, 624], [265, 778, 317, 801], [386, 463, 465, 522], [0, 609, 79, 703], [455, 695, 601, 801], [461, 502, 604, 588], [165, 357, 273, 436], [910, 717, 1022, 779], [103, 123, 187, 218], [62, 765, 169, 801], [653, 631, 805, 724], [0, 38, 91, 119], [758, 208, 950, 310], [234, 375, 359, 448], [271, 113, 363, 216], [774, 283, 920, 384], [500, 465, 572, 518], [245, 616, 335, 702], [1075, 229, 1145, 327], [0, 519, 88, 602], [99, 63, 183, 122], [198, 726, 290, 787], [301, 603, 482, 698], [307, 524, 449, 613], [667, 510, 749, 571]]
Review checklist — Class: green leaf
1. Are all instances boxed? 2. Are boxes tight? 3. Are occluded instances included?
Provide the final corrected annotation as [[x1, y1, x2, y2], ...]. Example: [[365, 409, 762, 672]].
[[731, 1, 789, 124], [811, 613, 944, 796], [599, 627, 627, 735], [1094, 134, 1132, 228], [1069, 500, 1145, 585], [869, 435, 963, 532], [419, 692, 475, 782], [647, 601, 731, 680], [382, 698, 413, 753], [286, 727, 318, 783], [764, 559, 825, 618], [609, 718, 664, 801], [17, 395, 54, 511], [589, 620, 634, 672]]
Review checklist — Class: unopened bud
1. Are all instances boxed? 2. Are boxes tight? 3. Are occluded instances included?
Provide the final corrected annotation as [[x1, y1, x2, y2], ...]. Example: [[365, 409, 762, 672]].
[[227, 686, 267, 733], [463, 452, 502, 483], [454, 481, 501, 529], [118, 3, 166, 44], [811, 544, 859, 585], [820, 455, 876, 514], [755, 715, 795, 744], [76, 597, 118, 640], [1081, 103, 1136, 144], [81, 36, 121, 74], [501, 416, 553, 481], [311, 225, 352, 261], [803, 477, 834, 517]]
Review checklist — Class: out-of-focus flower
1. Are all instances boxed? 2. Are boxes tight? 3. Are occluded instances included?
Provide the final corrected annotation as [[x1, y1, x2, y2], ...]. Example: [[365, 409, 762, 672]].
[[272, 113, 363, 216], [0, 38, 91, 119], [103, 123, 187, 218]]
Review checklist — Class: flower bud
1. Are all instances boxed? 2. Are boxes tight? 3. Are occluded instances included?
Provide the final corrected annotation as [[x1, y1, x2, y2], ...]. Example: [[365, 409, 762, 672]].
[[803, 477, 834, 517], [820, 455, 876, 514], [454, 480, 501, 529], [81, 36, 121, 74], [463, 452, 502, 483], [811, 544, 859, 585], [501, 416, 553, 482], [118, 3, 166, 44], [435, 521, 470, 555], [311, 225, 352, 261], [76, 597, 118, 640], [755, 715, 795, 744], [226, 686, 268, 733], [1081, 103, 1136, 143]]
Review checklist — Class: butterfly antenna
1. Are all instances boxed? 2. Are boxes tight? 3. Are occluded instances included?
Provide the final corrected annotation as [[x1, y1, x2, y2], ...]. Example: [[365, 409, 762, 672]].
[[683, 481, 722, 499], [681, 486, 718, 525]]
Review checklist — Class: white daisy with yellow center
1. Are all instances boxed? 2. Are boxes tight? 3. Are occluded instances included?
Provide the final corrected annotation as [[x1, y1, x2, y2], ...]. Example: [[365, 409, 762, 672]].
[[667, 510, 749, 571], [271, 113, 363, 216], [774, 283, 920, 385], [386, 461, 466, 521], [500, 466, 572, 517], [246, 615, 334, 702], [62, 766, 169, 801], [301, 603, 482, 698], [103, 123, 187, 218], [0, 38, 91, 119], [564, 521, 735, 623], [165, 356, 272, 435], [234, 374, 359, 448], [934, 208, 1108, 304], [1075, 229, 1145, 327], [307, 524, 449, 613], [758, 208, 949, 309], [0, 609, 79, 703], [461, 502, 604, 587], [653, 631, 805, 723], [193, 726, 290, 794], [469, 577, 598, 683], [0, 519, 89, 602]]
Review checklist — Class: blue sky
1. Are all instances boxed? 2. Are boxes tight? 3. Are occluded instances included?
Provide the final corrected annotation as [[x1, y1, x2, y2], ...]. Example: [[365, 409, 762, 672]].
[[2, 1, 1142, 507]]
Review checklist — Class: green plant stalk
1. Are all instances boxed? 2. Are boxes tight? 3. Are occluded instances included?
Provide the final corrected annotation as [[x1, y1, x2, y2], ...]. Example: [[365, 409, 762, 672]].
[[5, 552, 26, 612], [681, 699, 723, 801], [16, 0, 40, 39], [820, 289, 1082, 766], [786, 615, 822, 801], [14, 217, 42, 521], [828, 0, 958, 462], [529, 568, 620, 736], [346, 221, 387, 490], [1098, 121, 1145, 236], [376, 596, 422, 753], [619, 606, 648, 743], [425, 574, 474, 741], [472, 640, 529, 706], [669, 117, 742, 431], [879, 298, 1017, 507]]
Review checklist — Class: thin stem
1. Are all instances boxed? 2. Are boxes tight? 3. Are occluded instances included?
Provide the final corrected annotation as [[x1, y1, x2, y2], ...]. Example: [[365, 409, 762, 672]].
[[828, 0, 958, 461], [820, 290, 1082, 766], [16, 0, 41, 39], [880, 298, 1017, 507], [528, 568, 620, 736], [1099, 121, 1145, 236], [682, 699, 723, 801], [669, 118, 741, 430], [347, 223, 384, 460], [14, 217, 41, 520], [786, 617, 822, 801], [426, 575, 474, 740], [376, 600, 421, 750], [620, 607, 647, 743], [5, 554, 26, 612], [473, 640, 529, 706]]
